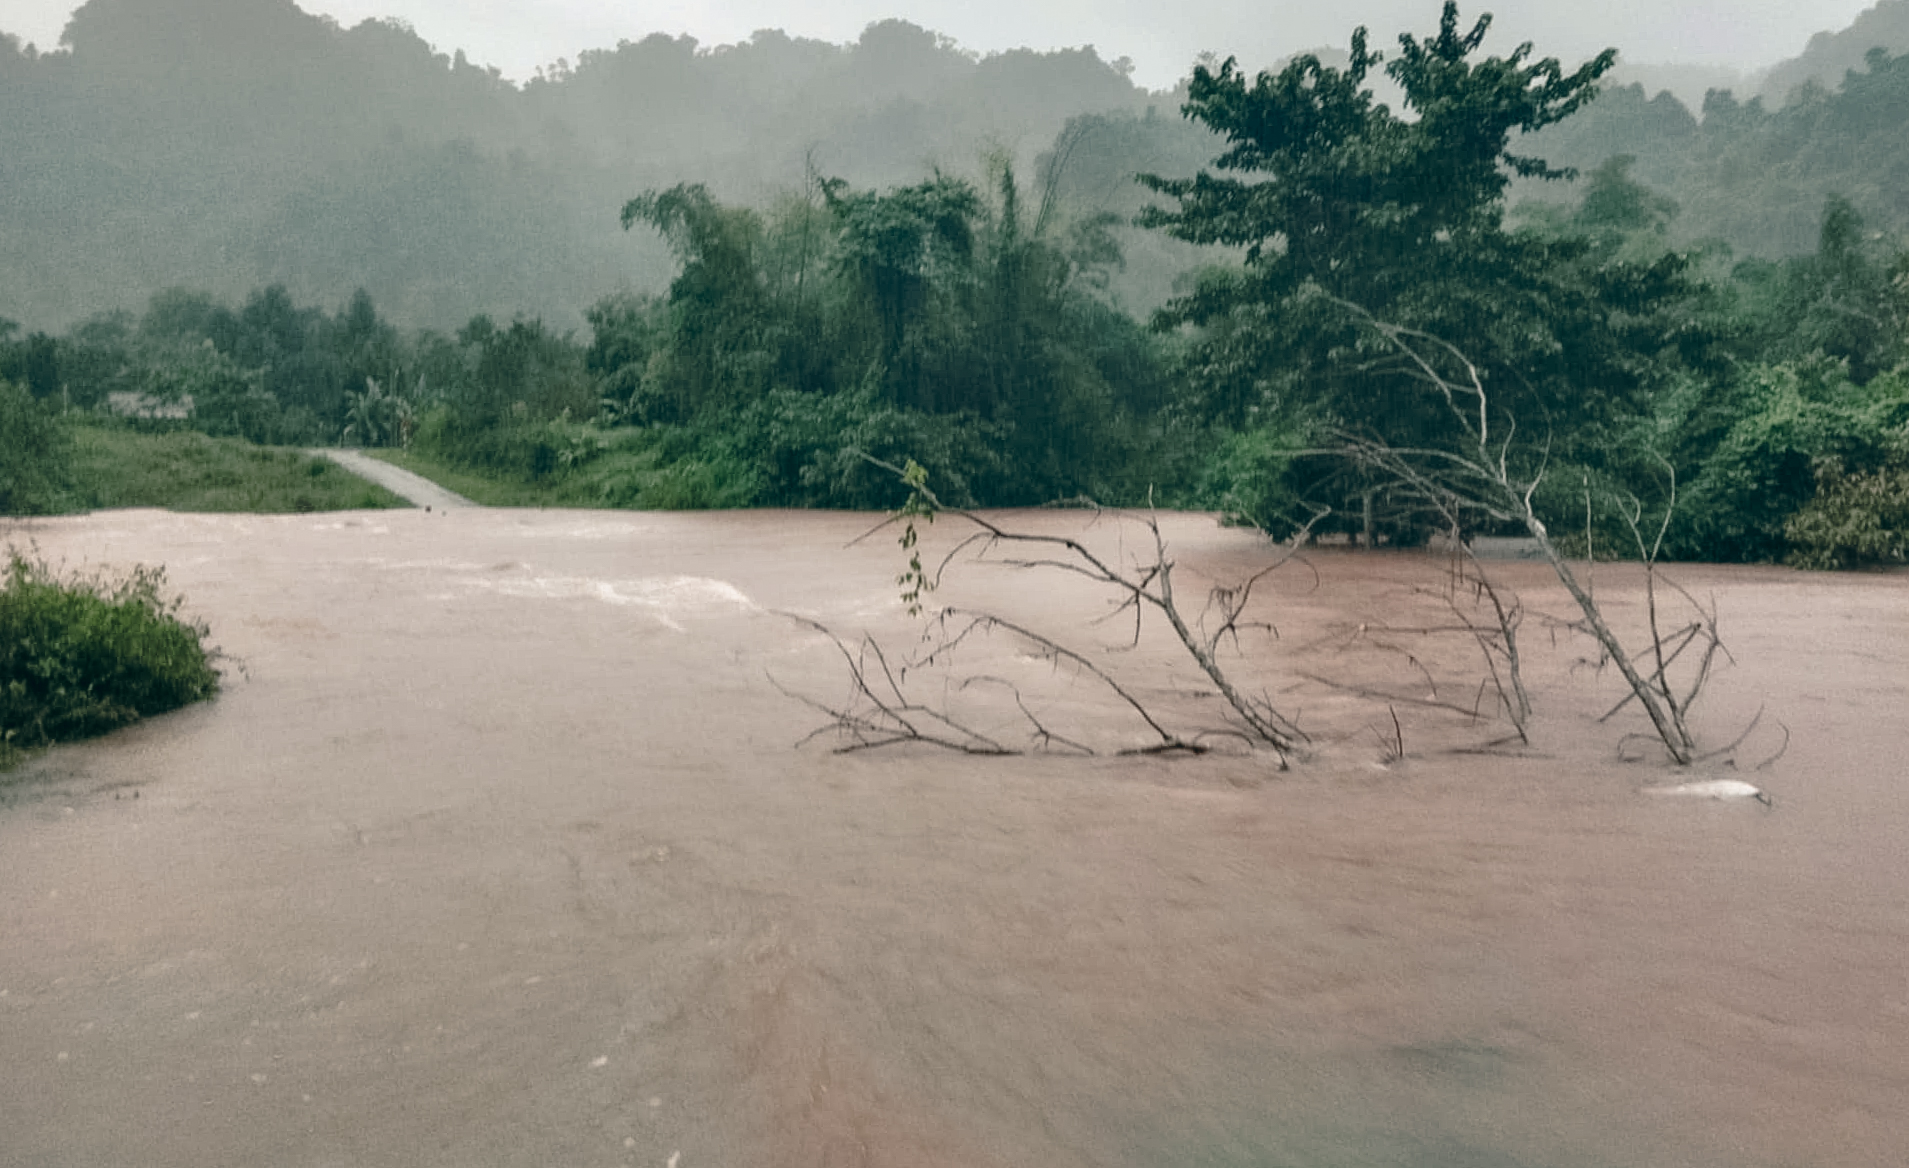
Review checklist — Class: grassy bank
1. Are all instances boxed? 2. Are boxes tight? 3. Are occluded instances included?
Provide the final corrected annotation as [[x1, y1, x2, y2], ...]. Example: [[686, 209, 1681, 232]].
[[70, 424, 405, 512]]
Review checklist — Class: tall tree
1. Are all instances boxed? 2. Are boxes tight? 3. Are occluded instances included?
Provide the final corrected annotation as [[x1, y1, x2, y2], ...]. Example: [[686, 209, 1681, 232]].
[[1135, 3, 1715, 532]]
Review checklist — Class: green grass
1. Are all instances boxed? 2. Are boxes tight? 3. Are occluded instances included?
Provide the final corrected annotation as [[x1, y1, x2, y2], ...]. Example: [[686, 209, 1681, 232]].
[[67, 423, 406, 513], [1, 549, 221, 774]]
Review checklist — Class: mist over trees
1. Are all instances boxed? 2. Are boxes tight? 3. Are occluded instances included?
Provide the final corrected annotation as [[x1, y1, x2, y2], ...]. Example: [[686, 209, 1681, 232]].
[[1523, 8, 1909, 258], [9, 0, 1909, 330], [0, 0, 1160, 332], [1758, 0, 1909, 105]]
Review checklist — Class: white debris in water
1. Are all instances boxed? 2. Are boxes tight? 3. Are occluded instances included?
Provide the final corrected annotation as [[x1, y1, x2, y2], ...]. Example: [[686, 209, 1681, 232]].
[[1646, 779, 1772, 804], [368, 557, 492, 572], [472, 573, 758, 629], [667, 1153, 680, 1168], [507, 520, 661, 540], [591, 1055, 609, 1068]]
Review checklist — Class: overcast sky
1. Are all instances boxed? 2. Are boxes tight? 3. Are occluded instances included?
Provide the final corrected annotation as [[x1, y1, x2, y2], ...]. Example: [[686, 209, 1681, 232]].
[[0, 0, 1880, 90]]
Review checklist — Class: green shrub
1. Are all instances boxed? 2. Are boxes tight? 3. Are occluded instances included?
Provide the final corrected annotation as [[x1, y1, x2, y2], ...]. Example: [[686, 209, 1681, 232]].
[[721, 388, 1007, 509], [1193, 423, 1314, 532], [0, 379, 73, 515], [1669, 363, 1909, 562], [1, 549, 220, 767], [410, 405, 593, 482], [1784, 432, 1909, 569]]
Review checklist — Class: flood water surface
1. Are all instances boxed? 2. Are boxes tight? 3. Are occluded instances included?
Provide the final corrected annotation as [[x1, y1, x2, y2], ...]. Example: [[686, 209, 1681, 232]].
[[2, 508, 1905, 1167]]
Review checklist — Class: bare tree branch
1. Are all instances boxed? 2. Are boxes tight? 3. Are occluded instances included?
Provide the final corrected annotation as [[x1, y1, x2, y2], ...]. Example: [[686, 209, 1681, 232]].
[[1325, 298, 1728, 765]]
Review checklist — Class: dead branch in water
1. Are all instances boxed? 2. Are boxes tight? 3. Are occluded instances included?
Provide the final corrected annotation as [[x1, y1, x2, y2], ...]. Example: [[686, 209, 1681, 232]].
[[1308, 446, 1534, 747], [787, 460, 1321, 763], [1327, 300, 1732, 766], [772, 616, 1017, 754], [919, 608, 1206, 754]]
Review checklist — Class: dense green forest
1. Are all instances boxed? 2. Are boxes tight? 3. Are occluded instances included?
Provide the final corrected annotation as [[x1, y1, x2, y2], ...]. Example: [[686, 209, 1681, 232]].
[[5, 2, 1908, 567], [1525, 37, 1909, 256]]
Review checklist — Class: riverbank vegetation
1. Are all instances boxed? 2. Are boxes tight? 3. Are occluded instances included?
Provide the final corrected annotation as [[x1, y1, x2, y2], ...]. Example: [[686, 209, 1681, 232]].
[[5, 3, 1907, 567], [0, 549, 221, 772], [0, 384, 403, 514]]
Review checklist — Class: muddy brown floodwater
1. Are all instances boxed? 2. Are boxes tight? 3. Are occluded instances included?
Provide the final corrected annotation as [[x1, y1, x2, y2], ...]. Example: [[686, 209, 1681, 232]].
[[2, 506, 1905, 1168]]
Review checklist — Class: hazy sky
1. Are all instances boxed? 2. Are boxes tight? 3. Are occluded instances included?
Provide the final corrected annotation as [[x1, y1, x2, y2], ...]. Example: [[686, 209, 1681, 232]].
[[0, 0, 1880, 90]]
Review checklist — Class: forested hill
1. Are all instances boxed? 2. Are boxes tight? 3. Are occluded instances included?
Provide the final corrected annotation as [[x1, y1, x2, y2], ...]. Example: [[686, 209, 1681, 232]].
[[1760, 0, 1909, 104], [1521, 38, 1909, 259], [8, 0, 1909, 335], [0, 0, 1159, 332]]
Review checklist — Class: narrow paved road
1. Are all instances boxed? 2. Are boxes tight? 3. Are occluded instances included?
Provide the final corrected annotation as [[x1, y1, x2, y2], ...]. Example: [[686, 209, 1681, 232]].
[[315, 448, 475, 509]]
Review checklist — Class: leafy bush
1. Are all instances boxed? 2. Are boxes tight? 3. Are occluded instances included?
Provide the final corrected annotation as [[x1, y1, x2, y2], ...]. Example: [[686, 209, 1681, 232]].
[[1784, 432, 1909, 569], [599, 450, 762, 510], [1193, 422, 1314, 532], [411, 406, 594, 481], [725, 388, 1008, 509], [0, 379, 73, 515], [1668, 363, 1909, 561], [1, 549, 220, 767]]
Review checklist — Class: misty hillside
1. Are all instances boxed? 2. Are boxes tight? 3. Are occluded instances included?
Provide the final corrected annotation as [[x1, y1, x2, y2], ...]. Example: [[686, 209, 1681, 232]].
[[1523, 36, 1909, 258], [7, 0, 1909, 335], [0, 0, 1163, 332], [1600, 61, 1756, 116], [1760, 0, 1909, 104]]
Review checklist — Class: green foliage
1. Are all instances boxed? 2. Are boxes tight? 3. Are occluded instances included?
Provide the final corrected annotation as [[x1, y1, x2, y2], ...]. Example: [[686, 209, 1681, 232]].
[[0, 328, 60, 399], [893, 459, 937, 617], [341, 375, 417, 448], [724, 388, 1006, 509], [65, 422, 405, 513], [1784, 438, 1909, 569], [2, 4, 1151, 332], [0, 379, 73, 515], [1760, 7, 1909, 105], [607, 168, 1166, 505], [43, 284, 418, 445], [16, 3, 1909, 570], [1193, 422, 1316, 533], [180, 343, 316, 446], [1139, 4, 1611, 275], [1135, 3, 1718, 535], [453, 314, 595, 426], [1528, 45, 1909, 260], [0, 549, 219, 767], [1668, 363, 1909, 561], [412, 406, 579, 483], [1725, 197, 1908, 385], [1135, 6, 1701, 442]]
